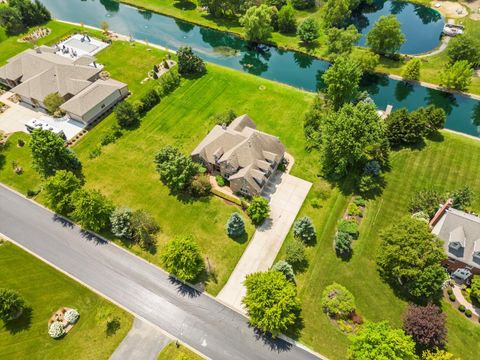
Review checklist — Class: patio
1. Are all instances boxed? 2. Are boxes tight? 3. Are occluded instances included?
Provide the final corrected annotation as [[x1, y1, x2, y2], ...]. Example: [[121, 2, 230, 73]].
[[54, 34, 109, 64]]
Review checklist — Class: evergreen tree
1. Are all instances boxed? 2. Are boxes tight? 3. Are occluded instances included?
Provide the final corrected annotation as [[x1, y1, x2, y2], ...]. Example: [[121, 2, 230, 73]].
[[402, 58, 421, 81], [226, 212, 246, 238], [293, 216, 316, 244], [272, 260, 295, 282], [0, 288, 25, 322]]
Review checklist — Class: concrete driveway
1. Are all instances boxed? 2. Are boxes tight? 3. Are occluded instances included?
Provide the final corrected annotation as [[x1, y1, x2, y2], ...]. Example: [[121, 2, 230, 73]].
[[110, 318, 171, 360], [0, 91, 41, 134], [217, 172, 312, 312]]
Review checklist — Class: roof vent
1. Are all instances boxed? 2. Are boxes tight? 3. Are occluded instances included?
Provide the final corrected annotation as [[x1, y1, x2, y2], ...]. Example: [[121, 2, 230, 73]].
[[35, 46, 41, 54]]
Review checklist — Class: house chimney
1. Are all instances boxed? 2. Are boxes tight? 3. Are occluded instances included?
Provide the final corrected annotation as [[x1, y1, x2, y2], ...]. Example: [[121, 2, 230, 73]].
[[429, 199, 453, 228]]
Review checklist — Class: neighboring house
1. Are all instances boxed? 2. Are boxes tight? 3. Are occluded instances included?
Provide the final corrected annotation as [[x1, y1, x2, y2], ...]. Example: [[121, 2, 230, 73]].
[[431, 202, 480, 276], [0, 46, 128, 125], [191, 114, 285, 196]]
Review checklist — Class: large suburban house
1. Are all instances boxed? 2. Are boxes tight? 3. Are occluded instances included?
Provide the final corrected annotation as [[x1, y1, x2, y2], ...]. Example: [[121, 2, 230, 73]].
[[431, 201, 480, 277], [191, 114, 285, 196], [0, 46, 128, 125]]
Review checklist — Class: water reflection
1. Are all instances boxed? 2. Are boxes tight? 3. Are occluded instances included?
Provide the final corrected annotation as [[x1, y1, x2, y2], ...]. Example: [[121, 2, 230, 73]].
[[424, 89, 458, 116], [176, 19, 195, 33], [240, 46, 271, 75], [99, 0, 119, 13], [394, 81, 414, 102], [293, 52, 314, 69], [139, 9, 153, 21]]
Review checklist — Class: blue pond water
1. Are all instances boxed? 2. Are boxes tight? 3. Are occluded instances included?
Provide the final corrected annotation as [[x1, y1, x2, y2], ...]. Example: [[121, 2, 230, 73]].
[[40, 0, 480, 137]]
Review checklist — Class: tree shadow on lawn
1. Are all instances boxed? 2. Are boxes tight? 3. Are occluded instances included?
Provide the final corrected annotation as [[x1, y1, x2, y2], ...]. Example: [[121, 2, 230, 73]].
[[380, 274, 444, 306], [0, 153, 5, 171], [173, 0, 197, 11], [201, 14, 241, 29], [3, 307, 33, 334], [336, 249, 353, 262], [228, 232, 248, 245]]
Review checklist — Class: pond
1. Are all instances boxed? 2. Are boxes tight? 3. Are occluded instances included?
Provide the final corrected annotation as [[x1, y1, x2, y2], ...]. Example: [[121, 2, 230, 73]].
[[40, 0, 480, 138], [352, 0, 444, 55]]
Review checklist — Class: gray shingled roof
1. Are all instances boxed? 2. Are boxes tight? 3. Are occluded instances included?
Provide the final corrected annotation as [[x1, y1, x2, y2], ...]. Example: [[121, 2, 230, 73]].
[[60, 79, 127, 117], [432, 208, 480, 269]]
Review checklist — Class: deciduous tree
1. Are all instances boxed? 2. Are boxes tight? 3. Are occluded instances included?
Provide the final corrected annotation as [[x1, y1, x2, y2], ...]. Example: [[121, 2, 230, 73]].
[[240, 5, 273, 42], [44, 170, 83, 215], [403, 304, 446, 348], [0, 288, 25, 322], [277, 5, 296, 33], [440, 60, 473, 91], [71, 189, 114, 232], [349, 321, 417, 360], [402, 58, 421, 81], [323, 0, 351, 28], [154, 146, 199, 192], [297, 18, 319, 43], [177, 46, 206, 75], [366, 15, 405, 55], [242, 271, 300, 336], [377, 217, 447, 301], [161, 236, 204, 282], [447, 35, 480, 65], [327, 26, 361, 57], [246, 196, 270, 225], [114, 101, 140, 128]]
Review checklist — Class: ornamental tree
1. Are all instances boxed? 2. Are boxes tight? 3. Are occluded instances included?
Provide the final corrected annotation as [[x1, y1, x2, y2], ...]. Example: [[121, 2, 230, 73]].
[[348, 321, 417, 360], [161, 236, 204, 282], [403, 304, 447, 348], [285, 239, 306, 266], [226, 212, 246, 238], [377, 217, 447, 301], [44, 170, 83, 215], [30, 129, 81, 177], [110, 207, 133, 239], [440, 60, 473, 91], [246, 196, 270, 225], [322, 56, 363, 110], [242, 271, 300, 336], [114, 101, 140, 129], [154, 146, 199, 192], [293, 216, 316, 244], [322, 0, 351, 28], [321, 283, 355, 319], [272, 260, 295, 283], [297, 18, 319, 43], [43, 92, 65, 116], [422, 349, 457, 360], [0, 288, 25, 322], [402, 58, 421, 81], [240, 5, 273, 42], [71, 189, 114, 232], [321, 102, 389, 178], [177, 46, 206, 75], [366, 15, 405, 55]]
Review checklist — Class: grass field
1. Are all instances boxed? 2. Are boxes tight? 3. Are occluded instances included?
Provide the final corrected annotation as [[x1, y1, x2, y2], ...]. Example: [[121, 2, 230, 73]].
[[278, 132, 480, 359], [157, 342, 204, 360], [0, 241, 132, 360]]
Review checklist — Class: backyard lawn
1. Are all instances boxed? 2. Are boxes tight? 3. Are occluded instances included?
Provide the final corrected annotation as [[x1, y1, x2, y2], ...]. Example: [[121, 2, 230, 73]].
[[278, 132, 480, 359], [0, 241, 132, 360]]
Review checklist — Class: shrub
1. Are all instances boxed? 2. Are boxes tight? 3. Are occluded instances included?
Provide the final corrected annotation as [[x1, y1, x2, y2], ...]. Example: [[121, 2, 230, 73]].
[[246, 196, 270, 225], [449, 185, 473, 211], [226, 212, 246, 238], [412, 211, 430, 223], [272, 260, 295, 283], [157, 69, 181, 96], [48, 322, 65, 338], [177, 46, 205, 75], [471, 275, 480, 303], [285, 240, 306, 266], [335, 231, 353, 256], [161, 236, 204, 282], [337, 219, 359, 239], [215, 175, 226, 187], [277, 5, 296, 34], [353, 196, 366, 207], [114, 101, 139, 129], [321, 283, 356, 319], [359, 173, 383, 195], [190, 174, 212, 197], [291, 0, 315, 10], [100, 126, 122, 146], [64, 309, 80, 324], [465, 309, 472, 317], [0, 288, 25, 322], [293, 216, 316, 244], [214, 109, 237, 125], [447, 288, 453, 295], [409, 189, 443, 218], [110, 207, 133, 239], [43, 92, 65, 116], [139, 88, 160, 114], [297, 18, 319, 43], [458, 305, 466, 312], [347, 203, 362, 217], [403, 304, 446, 348], [89, 146, 101, 159], [449, 294, 456, 302]]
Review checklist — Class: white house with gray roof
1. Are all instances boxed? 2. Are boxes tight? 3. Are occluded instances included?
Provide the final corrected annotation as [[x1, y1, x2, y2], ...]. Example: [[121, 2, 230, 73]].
[[431, 204, 480, 271], [0, 45, 128, 125], [191, 115, 285, 196]]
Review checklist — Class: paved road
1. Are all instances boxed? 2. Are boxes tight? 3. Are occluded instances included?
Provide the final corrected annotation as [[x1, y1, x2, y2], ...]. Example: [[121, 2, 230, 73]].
[[218, 172, 312, 312], [0, 185, 322, 360], [110, 318, 170, 360]]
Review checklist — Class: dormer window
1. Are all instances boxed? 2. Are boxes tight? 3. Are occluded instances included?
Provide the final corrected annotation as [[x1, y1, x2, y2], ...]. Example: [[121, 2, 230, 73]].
[[448, 226, 466, 251]]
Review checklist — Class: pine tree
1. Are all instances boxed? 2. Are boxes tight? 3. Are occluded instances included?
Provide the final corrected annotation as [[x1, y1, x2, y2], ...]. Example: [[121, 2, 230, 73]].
[[226, 212, 245, 238], [293, 216, 316, 244], [272, 260, 296, 283]]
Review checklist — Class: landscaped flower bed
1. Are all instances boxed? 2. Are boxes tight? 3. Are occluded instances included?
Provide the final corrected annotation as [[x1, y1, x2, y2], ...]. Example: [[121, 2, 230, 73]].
[[47, 307, 80, 339]]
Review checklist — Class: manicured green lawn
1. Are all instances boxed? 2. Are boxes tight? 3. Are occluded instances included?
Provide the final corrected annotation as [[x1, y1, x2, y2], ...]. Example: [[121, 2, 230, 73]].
[[0, 241, 132, 360], [73, 41, 315, 295], [278, 132, 480, 359], [0, 133, 41, 195], [157, 342, 204, 360]]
